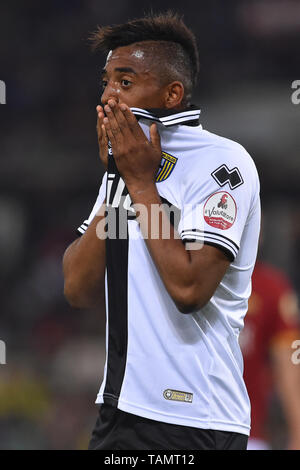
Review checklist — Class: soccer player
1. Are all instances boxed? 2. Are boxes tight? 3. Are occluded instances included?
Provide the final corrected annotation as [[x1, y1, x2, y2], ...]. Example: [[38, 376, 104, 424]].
[[63, 13, 261, 450], [240, 261, 300, 450]]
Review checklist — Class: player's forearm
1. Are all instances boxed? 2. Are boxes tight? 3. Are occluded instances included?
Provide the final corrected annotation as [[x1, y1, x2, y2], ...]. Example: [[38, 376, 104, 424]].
[[128, 184, 209, 313], [63, 211, 106, 309]]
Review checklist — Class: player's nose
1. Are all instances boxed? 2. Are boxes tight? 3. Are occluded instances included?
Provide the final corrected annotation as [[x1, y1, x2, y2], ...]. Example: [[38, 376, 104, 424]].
[[101, 83, 120, 106]]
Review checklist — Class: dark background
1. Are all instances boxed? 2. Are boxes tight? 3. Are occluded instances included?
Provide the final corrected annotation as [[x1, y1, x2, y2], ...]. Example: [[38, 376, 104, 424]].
[[0, 0, 299, 449]]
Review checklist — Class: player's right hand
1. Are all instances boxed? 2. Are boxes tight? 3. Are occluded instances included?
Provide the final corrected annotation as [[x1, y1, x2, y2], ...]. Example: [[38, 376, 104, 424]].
[[96, 105, 108, 169]]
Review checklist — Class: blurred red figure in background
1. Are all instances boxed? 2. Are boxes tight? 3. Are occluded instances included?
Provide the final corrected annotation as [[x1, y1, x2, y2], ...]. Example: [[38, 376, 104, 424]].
[[240, 261, 300, 450]]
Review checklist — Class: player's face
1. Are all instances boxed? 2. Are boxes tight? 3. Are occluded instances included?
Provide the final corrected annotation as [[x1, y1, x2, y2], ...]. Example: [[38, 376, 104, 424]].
[[101, 45, 167, 109]]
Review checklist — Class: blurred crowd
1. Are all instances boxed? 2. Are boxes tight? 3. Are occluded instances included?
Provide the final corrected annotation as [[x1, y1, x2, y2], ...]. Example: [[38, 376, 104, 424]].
[[0, 0, 300, 449]]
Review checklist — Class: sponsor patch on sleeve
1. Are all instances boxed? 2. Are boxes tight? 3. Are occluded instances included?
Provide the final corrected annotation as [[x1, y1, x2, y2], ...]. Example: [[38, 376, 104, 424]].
[[204, 191, 237, 230]]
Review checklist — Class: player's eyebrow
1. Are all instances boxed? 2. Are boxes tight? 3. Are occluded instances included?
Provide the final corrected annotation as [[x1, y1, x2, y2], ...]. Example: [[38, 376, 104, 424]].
[[115, 67, 137, 74], [101, 67, 137, 76]]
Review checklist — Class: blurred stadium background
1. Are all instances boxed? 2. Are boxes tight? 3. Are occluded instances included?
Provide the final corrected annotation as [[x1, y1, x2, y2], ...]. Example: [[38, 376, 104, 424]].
[[0, 0, 299, 449]]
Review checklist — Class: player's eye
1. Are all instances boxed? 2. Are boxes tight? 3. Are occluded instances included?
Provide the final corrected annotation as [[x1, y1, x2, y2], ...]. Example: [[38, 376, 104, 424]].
[[101, 80, 108, 90], [121, 79, 132, 87]]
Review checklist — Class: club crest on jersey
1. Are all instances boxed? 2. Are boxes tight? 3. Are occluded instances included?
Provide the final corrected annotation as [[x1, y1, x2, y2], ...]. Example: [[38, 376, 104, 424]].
[[204, 191, 237, 230], [156, 152, 178, 183]]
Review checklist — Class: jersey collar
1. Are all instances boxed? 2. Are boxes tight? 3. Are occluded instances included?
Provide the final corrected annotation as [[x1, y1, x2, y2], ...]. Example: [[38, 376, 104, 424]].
[[131, 105, 201, 127]]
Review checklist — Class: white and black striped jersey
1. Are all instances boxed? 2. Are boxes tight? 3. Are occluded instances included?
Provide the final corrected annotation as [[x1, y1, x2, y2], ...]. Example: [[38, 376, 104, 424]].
[[77, 106, 261, 436]]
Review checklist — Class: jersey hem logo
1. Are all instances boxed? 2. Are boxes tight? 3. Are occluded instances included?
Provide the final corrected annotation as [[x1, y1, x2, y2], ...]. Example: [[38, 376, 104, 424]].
[[204, 192, 237, 230], [163, 389, 193, 403]]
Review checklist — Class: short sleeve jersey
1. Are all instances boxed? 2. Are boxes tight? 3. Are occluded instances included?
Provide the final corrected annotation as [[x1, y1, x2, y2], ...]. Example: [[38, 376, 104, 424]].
[[77, 107, 261, 436]]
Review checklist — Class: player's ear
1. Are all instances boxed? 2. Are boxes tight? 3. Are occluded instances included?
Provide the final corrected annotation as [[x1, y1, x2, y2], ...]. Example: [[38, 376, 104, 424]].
[[165, 81, 185, 109]]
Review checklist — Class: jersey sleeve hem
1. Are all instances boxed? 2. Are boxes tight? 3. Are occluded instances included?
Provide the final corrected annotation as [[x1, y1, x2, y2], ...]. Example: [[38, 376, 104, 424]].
[[181, 229, 239, 261], [77, 220, 89, 237]]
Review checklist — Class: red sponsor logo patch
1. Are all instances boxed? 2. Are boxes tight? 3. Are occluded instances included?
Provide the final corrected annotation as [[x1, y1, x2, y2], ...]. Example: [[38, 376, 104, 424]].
[[204, 192, 237, 230]]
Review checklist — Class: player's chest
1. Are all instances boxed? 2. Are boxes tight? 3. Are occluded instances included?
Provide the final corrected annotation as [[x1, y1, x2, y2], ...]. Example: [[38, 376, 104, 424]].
[[106, 157, 181, 218]]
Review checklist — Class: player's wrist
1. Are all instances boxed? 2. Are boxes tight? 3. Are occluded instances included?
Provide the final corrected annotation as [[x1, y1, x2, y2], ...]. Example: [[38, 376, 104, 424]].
[[126, 180, 157, 200]]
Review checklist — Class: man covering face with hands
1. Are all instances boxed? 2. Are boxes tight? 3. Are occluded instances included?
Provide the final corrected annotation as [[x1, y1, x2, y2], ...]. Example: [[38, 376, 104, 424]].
[[63, 12, 261, 450]]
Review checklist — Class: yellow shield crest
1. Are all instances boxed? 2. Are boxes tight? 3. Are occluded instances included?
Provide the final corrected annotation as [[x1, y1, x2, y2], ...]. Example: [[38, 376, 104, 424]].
[[156, 152, 178, 183]]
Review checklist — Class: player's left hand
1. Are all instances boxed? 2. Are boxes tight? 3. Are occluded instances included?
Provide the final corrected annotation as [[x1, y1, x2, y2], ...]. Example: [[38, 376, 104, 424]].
[[103, 99, 162, 191]]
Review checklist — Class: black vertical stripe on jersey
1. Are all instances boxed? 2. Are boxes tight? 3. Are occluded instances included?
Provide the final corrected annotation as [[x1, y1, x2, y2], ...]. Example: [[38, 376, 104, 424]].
[[103, 158, 180, 405], [104, 156, 129, 406]]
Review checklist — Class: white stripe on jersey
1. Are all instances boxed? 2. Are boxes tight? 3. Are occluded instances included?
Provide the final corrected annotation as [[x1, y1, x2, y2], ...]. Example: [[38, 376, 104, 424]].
[[181, 230, 239, 259], [130, 107, 201, 127]]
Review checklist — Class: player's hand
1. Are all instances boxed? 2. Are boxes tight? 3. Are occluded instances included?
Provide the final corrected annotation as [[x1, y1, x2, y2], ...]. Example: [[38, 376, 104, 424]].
[[103, 100, 162, 192], [96, 105, 108, 169]]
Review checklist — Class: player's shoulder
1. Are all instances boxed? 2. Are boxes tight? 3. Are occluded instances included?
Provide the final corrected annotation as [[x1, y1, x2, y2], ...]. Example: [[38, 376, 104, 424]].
[[179, 126, 259, 187], [200, 128, 256, 170]]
